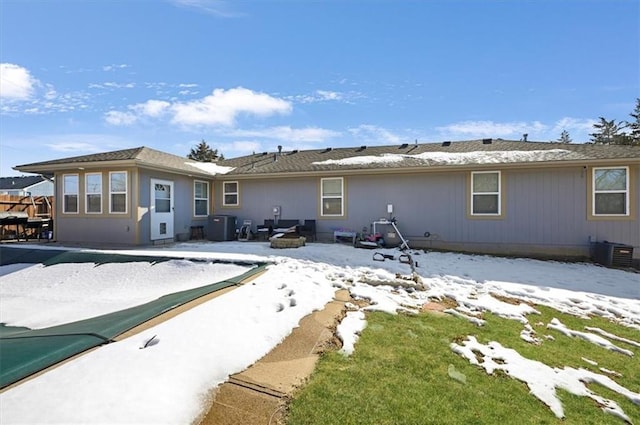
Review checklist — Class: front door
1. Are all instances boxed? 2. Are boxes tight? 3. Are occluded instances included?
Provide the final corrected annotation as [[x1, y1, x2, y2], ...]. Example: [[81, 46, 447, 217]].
[[150, 179, 174, 240]]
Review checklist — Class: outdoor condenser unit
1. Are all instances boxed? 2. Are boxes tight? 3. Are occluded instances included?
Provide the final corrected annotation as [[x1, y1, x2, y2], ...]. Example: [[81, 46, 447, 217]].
[[592, 241, 634, 268], [208, 215, 237, 241]]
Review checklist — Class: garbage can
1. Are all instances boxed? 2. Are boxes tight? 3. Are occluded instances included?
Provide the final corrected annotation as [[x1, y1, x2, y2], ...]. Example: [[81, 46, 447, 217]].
[[208, 215, 237, 241]]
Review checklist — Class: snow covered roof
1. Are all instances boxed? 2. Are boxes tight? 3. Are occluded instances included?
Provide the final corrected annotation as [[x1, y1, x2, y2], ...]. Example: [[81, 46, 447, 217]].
[[0, 175, 48, 190], [13, 146, 233, 177], [13, 140, 640, 178], [218, 139, 640, 177]]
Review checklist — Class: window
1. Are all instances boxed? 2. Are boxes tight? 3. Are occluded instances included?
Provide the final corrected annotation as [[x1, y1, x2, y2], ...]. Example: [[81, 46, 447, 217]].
[[194, 181, 209, 216], [154, 183, 171, 212], [109, 171, 127, 213], [223, 181, 239, 206], [85, 173, 102, 214], [63, 174, 79, 214], [593, 167, 629, 215], [321, 177, 344, 216], [471, 171, 501, 215]]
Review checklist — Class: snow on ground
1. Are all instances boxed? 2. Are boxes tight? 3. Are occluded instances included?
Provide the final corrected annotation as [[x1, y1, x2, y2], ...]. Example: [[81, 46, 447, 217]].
[[0, 241, 639, 424], [0, 260, 253, 328]]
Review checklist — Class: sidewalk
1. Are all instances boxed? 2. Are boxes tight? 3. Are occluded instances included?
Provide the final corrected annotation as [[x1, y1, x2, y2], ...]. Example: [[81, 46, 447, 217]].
[[199, 289, 351, 425]]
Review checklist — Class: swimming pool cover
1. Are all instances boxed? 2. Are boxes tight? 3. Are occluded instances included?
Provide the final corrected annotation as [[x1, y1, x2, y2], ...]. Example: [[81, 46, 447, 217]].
[[0, 247, 267, 389]]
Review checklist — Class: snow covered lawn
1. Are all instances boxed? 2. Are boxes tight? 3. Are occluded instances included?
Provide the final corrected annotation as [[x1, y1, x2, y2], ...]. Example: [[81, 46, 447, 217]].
[[0, 242, 638, 424]]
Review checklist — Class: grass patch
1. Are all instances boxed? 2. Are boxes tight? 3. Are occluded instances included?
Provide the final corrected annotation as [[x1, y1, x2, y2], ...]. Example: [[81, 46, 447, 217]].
[[285, 305, 639, 425]]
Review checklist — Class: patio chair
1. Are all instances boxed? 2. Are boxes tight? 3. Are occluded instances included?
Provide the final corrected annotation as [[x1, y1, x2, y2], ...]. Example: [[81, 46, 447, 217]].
[[299, 219, 316, 242]]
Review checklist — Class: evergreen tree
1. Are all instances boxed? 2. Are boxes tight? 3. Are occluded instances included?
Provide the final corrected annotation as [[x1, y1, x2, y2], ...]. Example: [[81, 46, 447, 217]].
[[187, 140, 224, 161], [626, 98, 640, 145], [589, 117, 628, 145], [557, 130, 572, 143]]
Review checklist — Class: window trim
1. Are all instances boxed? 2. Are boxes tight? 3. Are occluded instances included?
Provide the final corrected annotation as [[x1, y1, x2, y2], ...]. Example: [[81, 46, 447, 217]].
[[85, 172, 103, 214], [320, 177, 345, 218], [62, 173, 79, 214], [222, 181, 239, 207], [194, 180, 210, 217], [592, 166, 629, 217], [470, 171, 503, 217], [109, 171, 128, 214]]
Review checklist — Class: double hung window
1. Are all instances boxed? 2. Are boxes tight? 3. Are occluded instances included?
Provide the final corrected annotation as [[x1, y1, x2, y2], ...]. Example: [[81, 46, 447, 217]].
[[85, 173, 102, 213], [63, 174, 79, 214], [194, 181, 209, 216], [593, 167, 629, 216], [109, 171, 127, 213], [223, 181, 239, 206], [471, 171, 501, 216], [321, 177, 344, 217]]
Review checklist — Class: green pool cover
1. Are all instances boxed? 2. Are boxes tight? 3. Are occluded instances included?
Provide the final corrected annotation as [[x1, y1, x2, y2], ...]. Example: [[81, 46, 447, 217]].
[[0, 246, 267, 389]]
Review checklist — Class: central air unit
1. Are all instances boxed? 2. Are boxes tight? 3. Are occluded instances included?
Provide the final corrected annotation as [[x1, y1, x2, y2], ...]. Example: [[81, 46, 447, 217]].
[[592, 241, 634, 268], [208, 215, 237, 241]]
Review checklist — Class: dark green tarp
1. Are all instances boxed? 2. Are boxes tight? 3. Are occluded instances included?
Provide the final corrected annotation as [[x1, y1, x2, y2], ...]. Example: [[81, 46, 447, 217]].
[[0, 246, 267, 388]]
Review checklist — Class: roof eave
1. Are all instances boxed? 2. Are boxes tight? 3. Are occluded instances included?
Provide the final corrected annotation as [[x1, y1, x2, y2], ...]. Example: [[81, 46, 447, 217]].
[[14, 159, 217, 179], [220, 157, 640, 180]]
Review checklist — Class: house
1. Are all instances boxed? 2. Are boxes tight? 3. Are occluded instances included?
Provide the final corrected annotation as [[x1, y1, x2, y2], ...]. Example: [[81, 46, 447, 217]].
[[13, 147, 231, 245], [0, 175, 54, 196], [13, 140, 640, 260]]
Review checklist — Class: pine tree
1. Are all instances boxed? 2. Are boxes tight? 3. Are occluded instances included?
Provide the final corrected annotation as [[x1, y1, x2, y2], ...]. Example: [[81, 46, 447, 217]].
[[557, 130, 572, 143], [589, 117, 628, 145], [626, 98, 640, 145], [187, 140, 224, 162]]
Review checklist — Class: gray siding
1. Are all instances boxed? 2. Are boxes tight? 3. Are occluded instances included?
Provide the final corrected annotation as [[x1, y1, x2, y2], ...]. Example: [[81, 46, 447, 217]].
[[216, 164, 639, 259], [55, 168, 214, 245], [138, 170, 213, 243]]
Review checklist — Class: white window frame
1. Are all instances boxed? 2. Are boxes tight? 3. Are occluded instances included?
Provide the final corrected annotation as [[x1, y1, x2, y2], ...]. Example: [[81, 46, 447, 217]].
[[62, 174, 79, 214], [109, 171, 128, 214], [85, 173, 102, 214], [194, 180, 209, 217], [320, 177, 344, 217], [471, 171, 501, 216], [222, 181, 239, 206], [593, 166, 629, 216]]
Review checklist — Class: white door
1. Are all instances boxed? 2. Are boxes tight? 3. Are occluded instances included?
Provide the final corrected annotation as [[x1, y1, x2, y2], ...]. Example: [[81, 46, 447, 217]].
[[150, 179, 174, 240]]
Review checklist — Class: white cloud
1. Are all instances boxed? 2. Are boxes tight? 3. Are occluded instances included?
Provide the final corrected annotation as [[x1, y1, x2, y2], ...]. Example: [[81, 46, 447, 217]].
[[103, 82, 135, 89], [45, 142, 108, 153], [0, 63, 38, 100], [552, 117, 597, 134], [102, 64, 130, 72], [132, 100, 171, 117], [294, 90, 344, 104], [228, 126, 340, 142], [104, 88, 291, 128], [168, 0, 240, 17], [436, 120, 548, 139], [170, 87, 292, 127], [348, 124, 403, 145], [290, 89, 362, 104], [104, 110, 138, 126]]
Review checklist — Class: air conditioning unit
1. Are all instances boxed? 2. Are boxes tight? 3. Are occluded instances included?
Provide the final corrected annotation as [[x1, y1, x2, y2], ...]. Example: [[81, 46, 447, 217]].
[[592, 241, 634, 268]]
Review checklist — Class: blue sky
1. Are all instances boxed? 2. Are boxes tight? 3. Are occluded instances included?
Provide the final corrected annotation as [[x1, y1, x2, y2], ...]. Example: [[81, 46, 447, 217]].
[[1, 0, 638, 176]]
